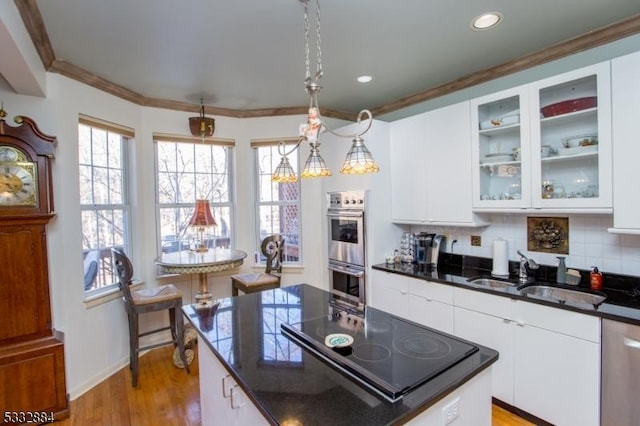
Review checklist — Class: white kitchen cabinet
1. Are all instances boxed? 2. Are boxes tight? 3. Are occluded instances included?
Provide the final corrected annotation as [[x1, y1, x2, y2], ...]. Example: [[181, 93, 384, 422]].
[[406, 276, 454, 333], [370, 269, 454, 333], [471, 62, 612, 212], [369, 269, 409, 319], [471, 84, 531, 210], [610, 50, 640, 233], [454, 289, 517, 404], [390, 102, 486, 226], [199, 342, 268, 426], [514, 319, 600, 426], [453, 287, 600, 426]]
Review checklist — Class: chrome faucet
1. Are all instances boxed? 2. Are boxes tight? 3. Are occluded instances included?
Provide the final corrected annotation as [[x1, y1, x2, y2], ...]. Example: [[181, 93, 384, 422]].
[[517, 250, 539, 282]]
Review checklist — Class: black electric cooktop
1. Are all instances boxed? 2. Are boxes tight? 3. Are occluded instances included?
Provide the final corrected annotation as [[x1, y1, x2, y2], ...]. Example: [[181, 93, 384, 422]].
[[281, 304, 479, 402]]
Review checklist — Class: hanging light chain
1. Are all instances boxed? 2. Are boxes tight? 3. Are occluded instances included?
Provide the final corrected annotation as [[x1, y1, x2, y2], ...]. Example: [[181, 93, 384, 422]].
[[303, 0, 311, 85], [314, 0, 323, 81]]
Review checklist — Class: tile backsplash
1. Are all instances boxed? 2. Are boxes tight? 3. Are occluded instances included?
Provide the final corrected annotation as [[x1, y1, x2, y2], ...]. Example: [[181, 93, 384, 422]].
[[410, 215, 640, 277]]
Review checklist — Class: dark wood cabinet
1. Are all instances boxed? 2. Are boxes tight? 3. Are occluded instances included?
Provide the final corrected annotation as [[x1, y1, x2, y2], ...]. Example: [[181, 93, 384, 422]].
[[0, 111, 69, 420]]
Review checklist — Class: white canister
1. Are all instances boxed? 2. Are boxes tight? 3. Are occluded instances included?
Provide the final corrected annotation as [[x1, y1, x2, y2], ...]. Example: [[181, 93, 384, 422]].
[[492, 238, 509, 277]]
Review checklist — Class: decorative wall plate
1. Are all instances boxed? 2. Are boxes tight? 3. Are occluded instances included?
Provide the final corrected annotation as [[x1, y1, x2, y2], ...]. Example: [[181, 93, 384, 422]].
[[527, 217, 569, 254]]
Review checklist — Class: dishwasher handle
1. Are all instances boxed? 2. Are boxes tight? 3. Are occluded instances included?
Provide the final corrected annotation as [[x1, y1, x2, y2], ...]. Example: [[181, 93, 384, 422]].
[[624, 336, 640, 349]]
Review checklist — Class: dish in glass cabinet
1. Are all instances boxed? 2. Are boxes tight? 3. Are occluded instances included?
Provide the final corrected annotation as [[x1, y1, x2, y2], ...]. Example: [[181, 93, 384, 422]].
[[562, 134, 598, 148], [481, 152, 514, 163], [540, 96, 597, 118], [557, 144, 598, 156], [479, 110, 519, 130]]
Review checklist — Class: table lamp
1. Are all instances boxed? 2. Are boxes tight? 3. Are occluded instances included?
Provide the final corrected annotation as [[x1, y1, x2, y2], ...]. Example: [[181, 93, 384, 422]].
[[188, 199, 217, 252]]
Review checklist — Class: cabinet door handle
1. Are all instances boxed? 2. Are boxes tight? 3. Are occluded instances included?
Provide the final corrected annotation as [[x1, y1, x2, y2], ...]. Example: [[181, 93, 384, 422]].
[[516, 320, 525, 327], [502, 318, 512, 324], [222, 375, 233, 398], [400, 290, 407, 295], [624, 337, 640, 350], [230, 384, 245, 409]]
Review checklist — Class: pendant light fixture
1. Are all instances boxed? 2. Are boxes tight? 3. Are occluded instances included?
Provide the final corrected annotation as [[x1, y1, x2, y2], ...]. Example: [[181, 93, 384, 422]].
[[272, 0, 379, 183], [189, 98, 215, 140]]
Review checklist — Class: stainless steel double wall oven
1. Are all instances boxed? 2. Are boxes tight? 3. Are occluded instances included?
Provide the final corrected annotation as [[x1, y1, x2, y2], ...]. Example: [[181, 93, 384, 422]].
[[327, 191, 366, 306]]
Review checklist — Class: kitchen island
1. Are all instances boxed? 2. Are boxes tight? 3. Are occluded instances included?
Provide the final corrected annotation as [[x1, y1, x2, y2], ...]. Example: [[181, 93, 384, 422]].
[[183, 284, 498, 426]]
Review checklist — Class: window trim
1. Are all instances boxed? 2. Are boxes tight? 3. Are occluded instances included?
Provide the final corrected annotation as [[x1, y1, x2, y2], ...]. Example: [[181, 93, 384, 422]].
[[153, 134, 236, 257], [252, 138, 302, 266], [79, 115, 134, 297]]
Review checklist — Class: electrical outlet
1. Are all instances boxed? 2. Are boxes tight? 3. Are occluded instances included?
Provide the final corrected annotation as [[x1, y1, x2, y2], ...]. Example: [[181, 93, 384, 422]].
[[471, 235, 481, 246], [442, 396, 460, 425]]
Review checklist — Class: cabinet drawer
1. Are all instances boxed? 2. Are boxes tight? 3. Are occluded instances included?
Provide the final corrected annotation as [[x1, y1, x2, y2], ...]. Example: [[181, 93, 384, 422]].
[[516, 301, 600, 343], [454, 287, 517, 319], [408, 278, 454, 305]]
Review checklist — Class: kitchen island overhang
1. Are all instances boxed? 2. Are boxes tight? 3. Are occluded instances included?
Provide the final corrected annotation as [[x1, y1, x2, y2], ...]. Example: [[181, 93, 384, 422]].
[[183, 284, 498, 426]]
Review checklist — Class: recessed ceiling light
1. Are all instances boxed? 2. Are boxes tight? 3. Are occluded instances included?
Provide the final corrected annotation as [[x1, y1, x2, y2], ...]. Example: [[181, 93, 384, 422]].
[[471, 12, 503, 30], [356, 75, 373, 83]]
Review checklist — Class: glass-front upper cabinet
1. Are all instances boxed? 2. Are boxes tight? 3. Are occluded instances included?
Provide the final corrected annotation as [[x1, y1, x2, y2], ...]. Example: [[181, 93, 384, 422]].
[[471, 61, 612, 211], [471, 85, 532, 209], [529, 62, 612, 209]]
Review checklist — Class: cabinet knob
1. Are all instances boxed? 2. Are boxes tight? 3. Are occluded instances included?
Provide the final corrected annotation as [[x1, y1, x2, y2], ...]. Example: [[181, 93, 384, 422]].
[[516, 320, 526, 327]]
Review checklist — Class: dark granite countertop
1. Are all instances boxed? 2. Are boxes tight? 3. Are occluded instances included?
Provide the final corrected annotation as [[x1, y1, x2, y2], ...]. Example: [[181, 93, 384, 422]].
[[372, 254, 640, 326], [183, 284, 498, 426]]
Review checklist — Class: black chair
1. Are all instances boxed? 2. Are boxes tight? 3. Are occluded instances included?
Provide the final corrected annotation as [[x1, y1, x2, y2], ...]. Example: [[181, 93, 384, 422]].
[[231, 234, 285, 296], [111, 248, 190, 387]]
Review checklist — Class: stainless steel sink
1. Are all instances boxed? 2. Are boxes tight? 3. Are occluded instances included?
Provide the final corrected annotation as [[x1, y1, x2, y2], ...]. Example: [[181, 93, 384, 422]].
[[519, 284, 606, 306], [467, 277, 518, 290]]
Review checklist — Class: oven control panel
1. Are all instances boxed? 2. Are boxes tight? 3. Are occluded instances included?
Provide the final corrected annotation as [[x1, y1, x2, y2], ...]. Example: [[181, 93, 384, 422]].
[[328, 190, 365, 210]]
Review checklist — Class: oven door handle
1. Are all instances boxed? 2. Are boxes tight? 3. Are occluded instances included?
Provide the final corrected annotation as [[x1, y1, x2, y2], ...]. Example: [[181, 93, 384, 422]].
[[327, 211, 364, 218], [329, 264, 365, 278]]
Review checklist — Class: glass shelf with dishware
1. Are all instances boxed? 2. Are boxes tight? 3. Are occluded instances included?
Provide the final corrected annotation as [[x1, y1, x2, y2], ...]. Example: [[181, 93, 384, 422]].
[[472, 88, 528, 208], [478, 170, 523, 202], [533, 68, 607, 208], [478, 122, 520, 136], [540, 107, 597, 126]]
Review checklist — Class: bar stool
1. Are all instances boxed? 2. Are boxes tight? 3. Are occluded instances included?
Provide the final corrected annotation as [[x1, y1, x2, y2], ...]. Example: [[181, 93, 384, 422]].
[[111, 248, 190, 387], [231, 234, 284, 296]]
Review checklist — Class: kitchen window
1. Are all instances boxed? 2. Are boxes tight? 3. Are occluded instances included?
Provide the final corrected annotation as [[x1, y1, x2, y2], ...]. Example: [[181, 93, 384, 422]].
[[252, 139, 302, 264], [78, 115, 133, 295], [154, 134, 235, 254]]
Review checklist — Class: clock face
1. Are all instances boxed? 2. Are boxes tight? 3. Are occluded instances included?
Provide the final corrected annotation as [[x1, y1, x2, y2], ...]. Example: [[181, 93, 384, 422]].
[[0, 146, 38, 207]]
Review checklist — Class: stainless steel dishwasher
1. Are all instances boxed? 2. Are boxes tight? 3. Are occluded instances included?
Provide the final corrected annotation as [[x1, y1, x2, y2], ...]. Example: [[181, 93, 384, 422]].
[[602, 319, 640, 425]]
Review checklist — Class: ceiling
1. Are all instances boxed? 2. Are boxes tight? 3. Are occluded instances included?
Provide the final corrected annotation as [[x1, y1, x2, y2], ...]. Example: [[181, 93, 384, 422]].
[[10, 1, 640, 120]]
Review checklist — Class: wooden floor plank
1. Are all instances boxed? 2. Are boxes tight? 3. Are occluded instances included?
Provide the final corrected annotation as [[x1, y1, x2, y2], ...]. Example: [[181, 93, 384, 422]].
[[57, 345, 529, 425]]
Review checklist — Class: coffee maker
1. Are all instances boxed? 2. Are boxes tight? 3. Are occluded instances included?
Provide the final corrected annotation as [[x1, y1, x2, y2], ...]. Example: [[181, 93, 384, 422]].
[[413, 233, 447, 269]]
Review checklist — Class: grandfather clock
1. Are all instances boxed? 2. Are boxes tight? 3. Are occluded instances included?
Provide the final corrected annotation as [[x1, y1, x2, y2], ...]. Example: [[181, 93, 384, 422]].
[[0, 109, 69, 421]]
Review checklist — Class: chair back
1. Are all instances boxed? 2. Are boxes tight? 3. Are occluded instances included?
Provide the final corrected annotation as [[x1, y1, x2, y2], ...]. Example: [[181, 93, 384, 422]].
[[261, 234, 285, 276], [111, 247, 135, 306]]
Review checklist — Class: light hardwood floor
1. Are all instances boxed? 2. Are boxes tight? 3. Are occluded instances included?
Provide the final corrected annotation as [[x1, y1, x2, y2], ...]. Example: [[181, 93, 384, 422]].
[[57, 345, 532, 425]]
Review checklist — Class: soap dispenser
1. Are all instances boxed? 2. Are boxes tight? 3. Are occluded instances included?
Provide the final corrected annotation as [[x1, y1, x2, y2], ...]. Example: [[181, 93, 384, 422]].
[[556, 256, 567, 284]]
